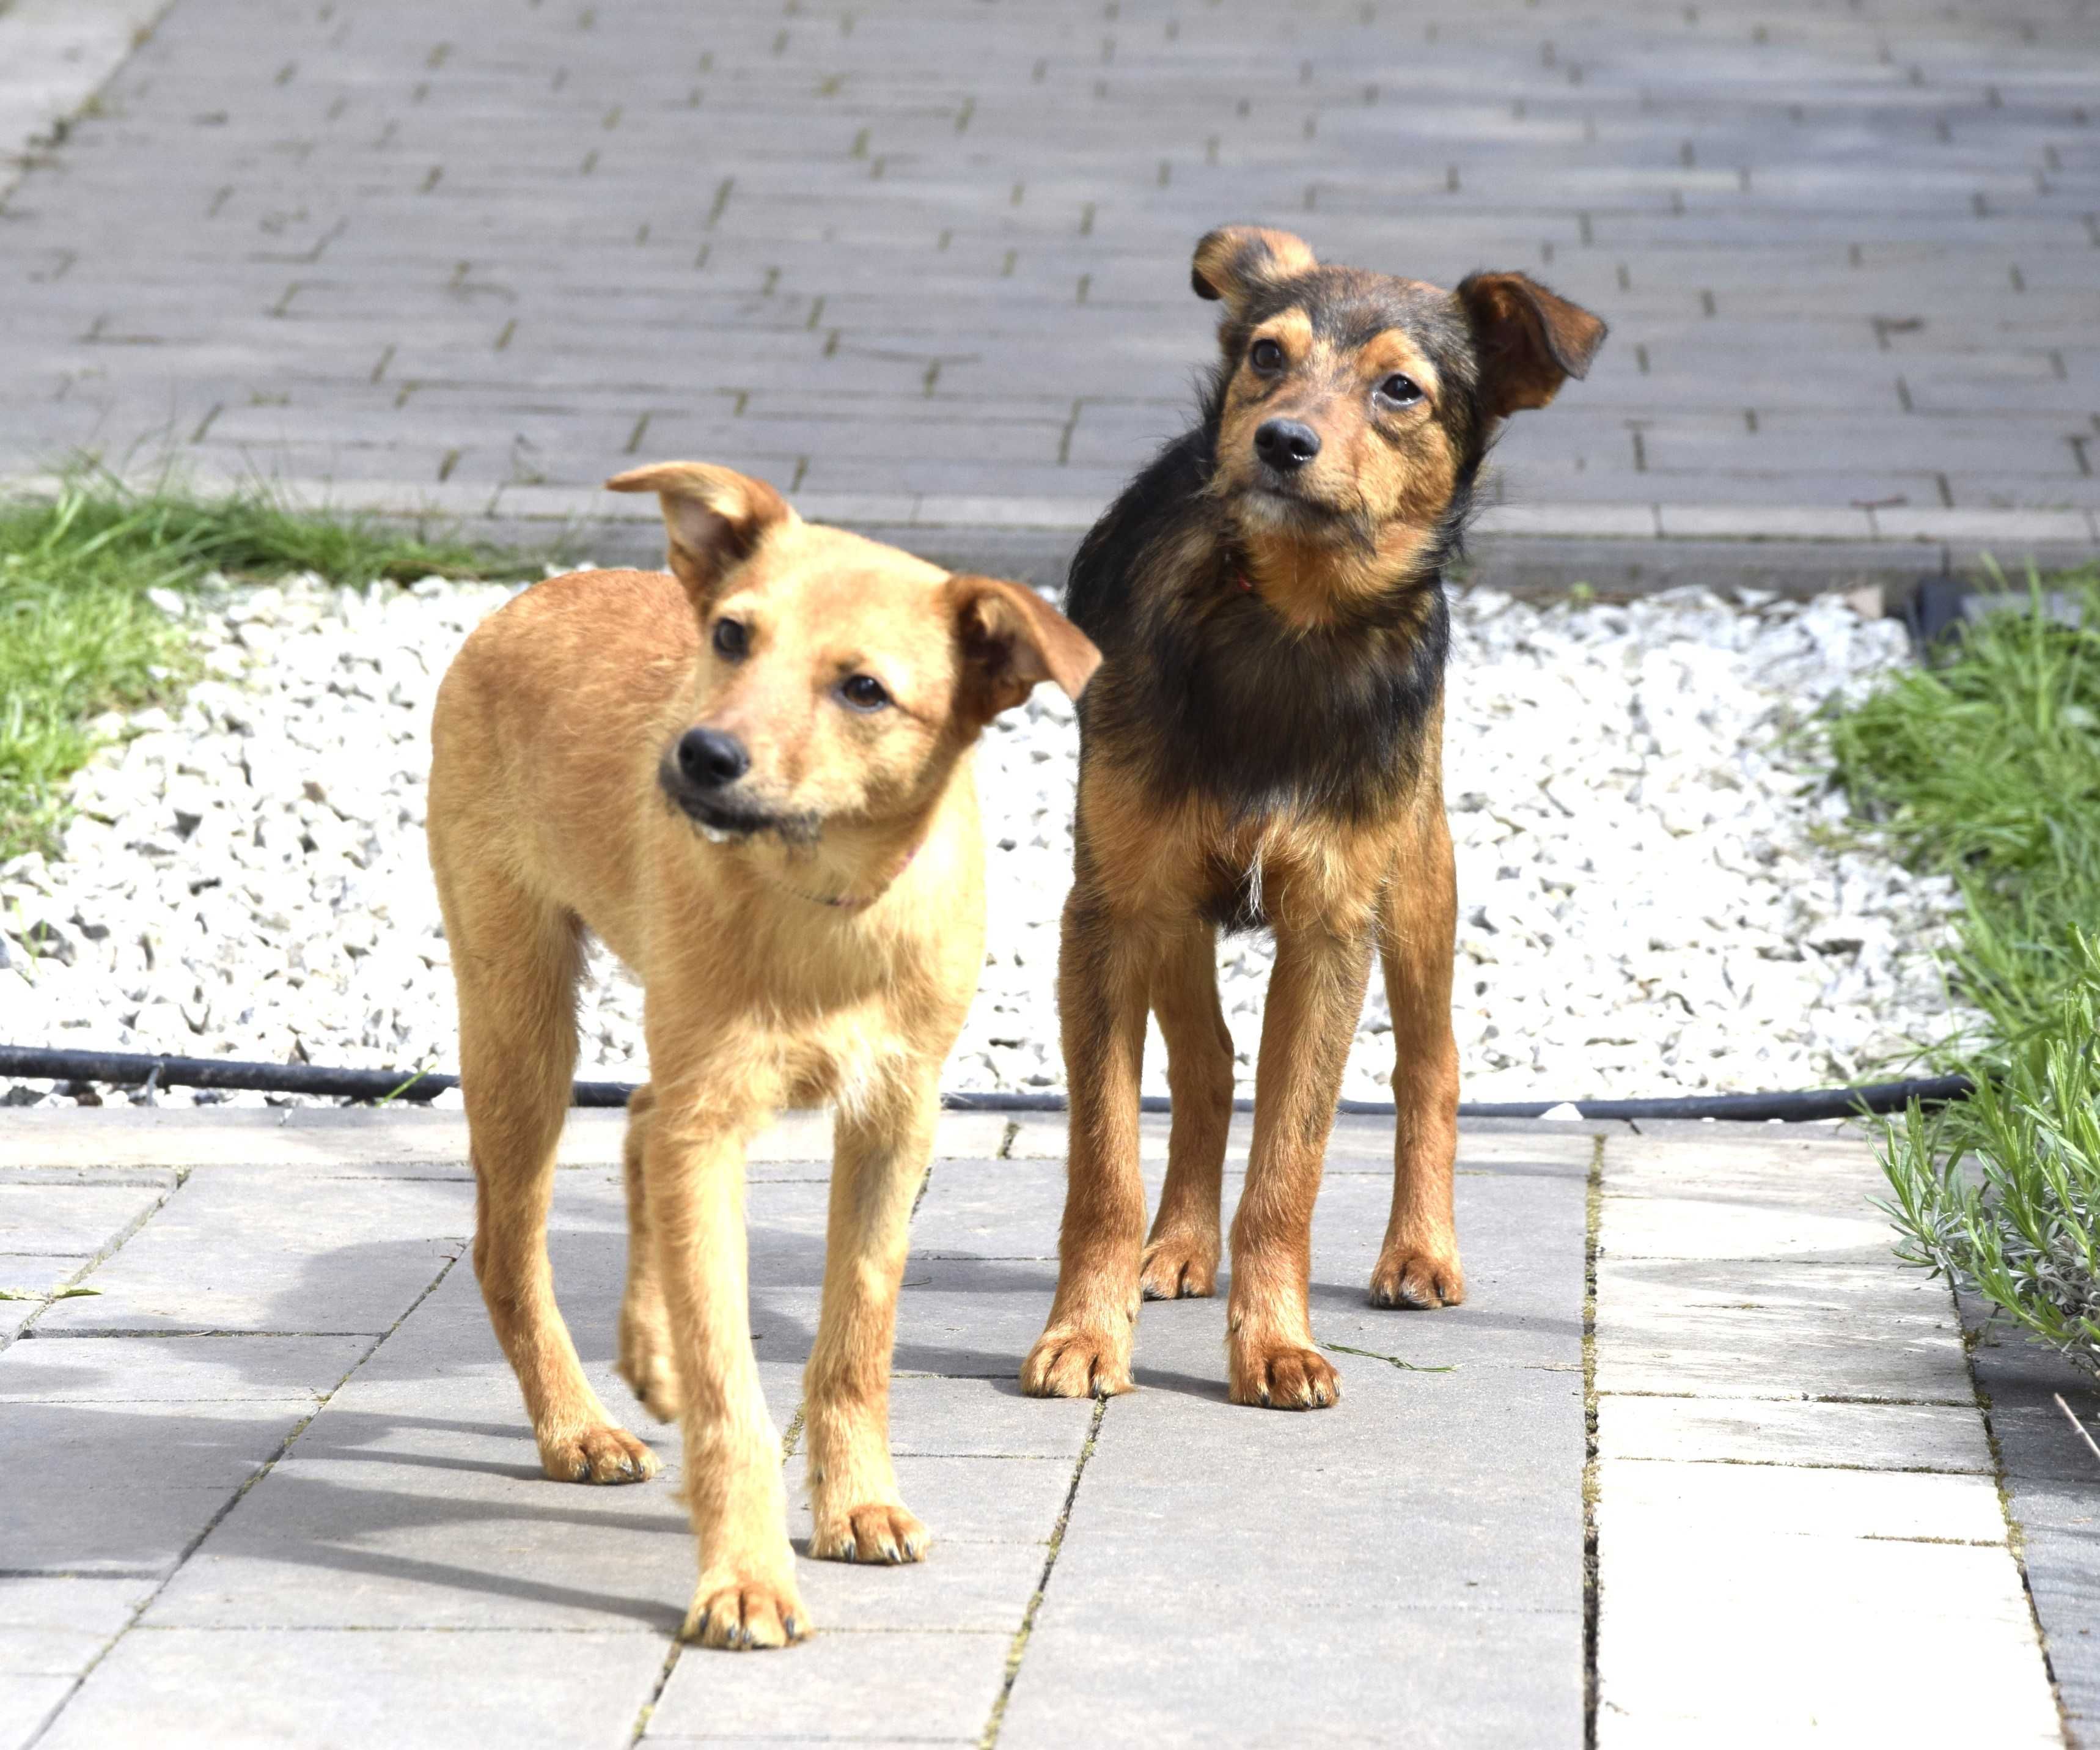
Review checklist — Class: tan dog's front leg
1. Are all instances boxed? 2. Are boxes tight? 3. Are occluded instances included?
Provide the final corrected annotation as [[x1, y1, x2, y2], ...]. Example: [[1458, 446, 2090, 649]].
[[1371, 812, 1464, 1309], [1227, 914, 1375, 1410], [802, 1077, 939, 1565], [616, 1084, 685, 1422], [646, 1109, 805, 1649], [1022, 875, 1154, 1399]]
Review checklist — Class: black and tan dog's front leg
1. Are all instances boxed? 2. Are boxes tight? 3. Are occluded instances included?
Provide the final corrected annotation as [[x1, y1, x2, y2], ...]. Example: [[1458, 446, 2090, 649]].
[[801, 1074, 940, 1565], [1370, 806, 1464, 1309], [1227, 910, 1376, 1410], [1139, 919, 1235, 1301], [645, 1102, 805, 1649], [1021, 872, 1155, 1399]]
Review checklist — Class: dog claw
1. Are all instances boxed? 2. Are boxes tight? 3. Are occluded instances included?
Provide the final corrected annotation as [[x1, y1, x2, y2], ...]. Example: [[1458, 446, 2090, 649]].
[[1139, 1235, 1219, 1301], [540, 1422, 660, 1485], [683, 1577, 808, 1650], [1368, 1248, 1466, 1311], [812, 1502, 930, 1565], [1228, 1340, 1340, 1411], [1021, 1325, 1134, 1399]]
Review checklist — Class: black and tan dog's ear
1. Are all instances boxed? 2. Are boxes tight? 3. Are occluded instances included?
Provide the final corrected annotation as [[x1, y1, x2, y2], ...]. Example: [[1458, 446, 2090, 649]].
[[1456, 273, 1608, 422], [604, 461, 795, 606], [946, 575, 1102, 721], [1191, 226, 1319, 313]]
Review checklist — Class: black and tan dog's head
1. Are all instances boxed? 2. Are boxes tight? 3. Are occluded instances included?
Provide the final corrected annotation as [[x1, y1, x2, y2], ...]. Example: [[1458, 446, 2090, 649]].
[[1191, 226, 1606, 609], [606, 462, 1099, 848]]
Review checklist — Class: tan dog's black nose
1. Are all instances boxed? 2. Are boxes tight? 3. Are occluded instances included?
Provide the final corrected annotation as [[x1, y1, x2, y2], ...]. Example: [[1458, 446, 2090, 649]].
[[1254, 418, 1321, 471], [677, 727, 749, 789]]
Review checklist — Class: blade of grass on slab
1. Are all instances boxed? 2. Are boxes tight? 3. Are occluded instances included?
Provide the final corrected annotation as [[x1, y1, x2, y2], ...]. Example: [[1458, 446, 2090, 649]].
[[1322, 1341, 1458, 1372]]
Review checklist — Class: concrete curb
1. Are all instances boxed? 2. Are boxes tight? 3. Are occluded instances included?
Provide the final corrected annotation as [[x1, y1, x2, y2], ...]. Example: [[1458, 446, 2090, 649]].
[[7, 472, 2091, 597]]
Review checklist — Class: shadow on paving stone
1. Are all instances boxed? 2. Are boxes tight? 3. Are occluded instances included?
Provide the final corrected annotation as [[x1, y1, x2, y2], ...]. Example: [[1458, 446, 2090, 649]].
[[1958, 1288, 2100, 1740]]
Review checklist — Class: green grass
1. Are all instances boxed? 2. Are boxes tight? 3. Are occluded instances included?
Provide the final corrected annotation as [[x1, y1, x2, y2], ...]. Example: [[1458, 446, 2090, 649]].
[[1829, 567, 2100, 1376], [0, 479, 526, 859]]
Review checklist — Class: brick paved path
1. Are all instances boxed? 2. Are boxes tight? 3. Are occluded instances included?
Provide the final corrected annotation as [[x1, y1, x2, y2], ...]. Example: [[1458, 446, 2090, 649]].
[[1, 1108, 2082, 1746], [2, 0, 2097, 580]]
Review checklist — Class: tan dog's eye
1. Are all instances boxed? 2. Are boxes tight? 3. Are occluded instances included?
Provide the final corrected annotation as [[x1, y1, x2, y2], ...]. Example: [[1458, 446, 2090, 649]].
[[1249, 338, 1285, 373], [839, 674, 890, 712], [1376, 373, 1424, 407], [713, 618, 749, 660]]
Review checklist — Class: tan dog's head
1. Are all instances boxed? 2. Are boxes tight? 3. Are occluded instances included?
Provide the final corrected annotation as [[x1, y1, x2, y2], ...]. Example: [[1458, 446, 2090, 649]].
[[606, 462, 1099, 848], [1192, 226, 1606, 597]]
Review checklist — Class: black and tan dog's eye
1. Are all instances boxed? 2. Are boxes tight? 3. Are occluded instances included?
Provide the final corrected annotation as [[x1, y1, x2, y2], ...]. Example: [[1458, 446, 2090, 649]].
[[713, 618, 749, 660], [1249, 337, 1285, 373], [839, 674, 890, 711], [1376, 373, 1424, 407]]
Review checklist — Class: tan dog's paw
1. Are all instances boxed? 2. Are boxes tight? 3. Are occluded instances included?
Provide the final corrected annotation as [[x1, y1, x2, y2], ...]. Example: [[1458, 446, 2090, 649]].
[[681, 1575, 809, 1650], [1021, 1325, 1134, 1399], [615, 1337, 685, 1423], [810, 1502, 930, 1565], [1139, 1234, 1218, 1301], [1227, 1338, 1340, 1411], [540, 1422, 661, 1484], [1368, 1246, 1465, 1310]]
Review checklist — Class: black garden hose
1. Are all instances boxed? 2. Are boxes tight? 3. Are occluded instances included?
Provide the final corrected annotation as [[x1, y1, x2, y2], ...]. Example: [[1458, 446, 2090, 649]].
[[0, 1043, 1975, 1123]]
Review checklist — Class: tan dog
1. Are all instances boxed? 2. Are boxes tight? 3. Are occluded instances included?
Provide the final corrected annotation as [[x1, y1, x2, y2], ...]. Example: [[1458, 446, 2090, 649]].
[[427, 462, 1098, 1649]]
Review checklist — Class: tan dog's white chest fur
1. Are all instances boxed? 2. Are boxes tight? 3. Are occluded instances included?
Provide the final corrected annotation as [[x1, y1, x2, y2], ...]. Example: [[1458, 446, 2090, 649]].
[[427, 462, 1096, 1649]]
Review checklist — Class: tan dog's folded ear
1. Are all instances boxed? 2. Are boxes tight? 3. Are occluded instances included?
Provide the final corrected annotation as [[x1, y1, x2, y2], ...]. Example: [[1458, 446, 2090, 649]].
[[1191, 226, 1319, 314], [1455, 273, 1609, 423], [605, 461, 795, 606], [947, 576, 1102, 721]]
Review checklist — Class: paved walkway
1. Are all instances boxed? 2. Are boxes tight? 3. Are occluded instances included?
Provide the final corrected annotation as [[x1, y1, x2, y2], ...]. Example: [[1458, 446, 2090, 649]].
[[0, 1107, 2084, 1746], [1, 0, 2097, 588]]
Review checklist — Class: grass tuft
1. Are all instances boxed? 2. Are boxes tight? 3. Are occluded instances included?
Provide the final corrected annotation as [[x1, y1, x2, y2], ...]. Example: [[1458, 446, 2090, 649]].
[[0, 477, 524, 859], [1829, 566, 2100, 1052], [1832, 568, 2100, 1377]]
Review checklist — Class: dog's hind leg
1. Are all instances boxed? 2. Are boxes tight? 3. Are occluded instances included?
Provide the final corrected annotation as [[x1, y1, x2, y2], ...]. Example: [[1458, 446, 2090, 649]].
[[1226, 906, 1376, 1410], [454, 888, 659, 1483], [617, 1082, 685, 1422], [803, 1071, 939, 1565], [1021, 874, 1154, 1399], [1369, 812, 1464, 1309], [1139, 921, 1233, 1300]]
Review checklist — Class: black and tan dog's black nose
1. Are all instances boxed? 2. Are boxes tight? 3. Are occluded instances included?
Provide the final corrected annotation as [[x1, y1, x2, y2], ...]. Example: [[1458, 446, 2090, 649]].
[[676, 727, 749, 789], [1254, 418, 1321, 471]]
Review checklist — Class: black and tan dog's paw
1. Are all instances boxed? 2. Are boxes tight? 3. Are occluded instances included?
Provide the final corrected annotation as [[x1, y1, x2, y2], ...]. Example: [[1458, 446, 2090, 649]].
[[1368, 1246, 1465, 1310], [1139, 1233, 1219, 1301], [539, 1422, 661, 1485], [1021, 1324, 1134, 1399], [811, 1502, 929, 1565], [1227, 1338, 1340, 1411]]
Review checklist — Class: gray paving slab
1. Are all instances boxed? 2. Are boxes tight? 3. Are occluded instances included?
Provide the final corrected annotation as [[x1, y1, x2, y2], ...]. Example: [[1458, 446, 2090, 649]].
[[0, 1176, 171, 1258], [644, 1630, 1007, 1744], [1956, 1292, 2100, 1744], [0, 1331, 370, 1402], [32, 1627, 668, 1750], [29, 1169, 468, 1334]]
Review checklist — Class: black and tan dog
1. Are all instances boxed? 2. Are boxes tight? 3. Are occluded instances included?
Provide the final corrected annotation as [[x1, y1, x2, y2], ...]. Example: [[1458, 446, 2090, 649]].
[[1021, 227, 1605, 1410]]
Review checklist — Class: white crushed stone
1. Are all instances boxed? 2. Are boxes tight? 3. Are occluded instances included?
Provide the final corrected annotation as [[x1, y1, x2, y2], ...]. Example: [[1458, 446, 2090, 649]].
[[0, 572, 1970, 1109]]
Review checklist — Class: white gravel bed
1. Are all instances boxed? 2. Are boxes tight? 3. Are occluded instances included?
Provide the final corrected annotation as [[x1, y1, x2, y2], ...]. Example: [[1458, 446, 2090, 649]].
[[0, 570, 1969, 1110]]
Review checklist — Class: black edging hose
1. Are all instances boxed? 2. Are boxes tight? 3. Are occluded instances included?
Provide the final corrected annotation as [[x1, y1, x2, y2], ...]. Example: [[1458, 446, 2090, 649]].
[[0, 1043, 1974, 1123]]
